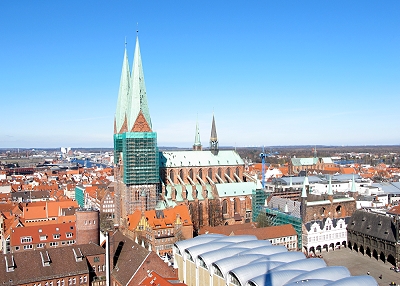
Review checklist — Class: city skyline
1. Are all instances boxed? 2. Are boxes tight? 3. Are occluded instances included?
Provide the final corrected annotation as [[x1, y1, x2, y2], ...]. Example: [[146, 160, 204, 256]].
[[1, 1, 399, 148]]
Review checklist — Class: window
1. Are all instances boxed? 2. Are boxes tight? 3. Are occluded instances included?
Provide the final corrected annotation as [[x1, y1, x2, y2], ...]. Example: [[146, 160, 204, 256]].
[[66, 232, 73, 238], [50, 242, 58, 247], [23, 244, 33, 250], [37, 243, 45, 248], [40, 235, 48, 241], [94, 256, 100, 262], [53, 234, 61, 239], [15, 246, 20, 251], [21, 236, 33, 243], [73, 278, 76, 285]]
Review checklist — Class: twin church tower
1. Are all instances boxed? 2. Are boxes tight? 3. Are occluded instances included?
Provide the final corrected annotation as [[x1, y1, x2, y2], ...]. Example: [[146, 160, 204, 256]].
[[113, 36, 221, 227]]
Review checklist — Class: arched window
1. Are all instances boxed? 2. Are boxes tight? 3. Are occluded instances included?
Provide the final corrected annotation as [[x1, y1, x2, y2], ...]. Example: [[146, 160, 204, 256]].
[[320, 207, 326, 216], [336, 205, 342, 214], [208, 168, 213, 180], [235, 167, 239, 176], [218, 168, 222, 178], [179, 169, 184, 181], [199, 169, 203, 180], [222, 200, 228, 214], [189, 169, 194, 180], [227, 168, 231, 178], [169, 170, 174, 183], [234, 198, 240, 213]]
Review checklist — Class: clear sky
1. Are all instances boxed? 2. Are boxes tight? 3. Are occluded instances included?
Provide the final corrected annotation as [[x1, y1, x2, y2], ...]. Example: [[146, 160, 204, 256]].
[[1, 1, 399, 149]]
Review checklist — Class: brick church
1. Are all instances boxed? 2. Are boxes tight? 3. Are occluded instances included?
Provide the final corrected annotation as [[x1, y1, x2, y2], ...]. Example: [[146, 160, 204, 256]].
[[113, 35, 256, 235]]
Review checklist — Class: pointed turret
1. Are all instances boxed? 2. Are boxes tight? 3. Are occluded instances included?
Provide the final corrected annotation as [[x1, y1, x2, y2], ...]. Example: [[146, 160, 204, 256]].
[[114, 43, 131, 134], [327, 175, 334, 203], [127, 36, 152, 132], [193, 120, 202, 151], [301, 176, 309, 198], [327, 175, 333, 195], [351, 174, 357, 193], [300, 176, 309, 222], [210, 114, 219, 155]]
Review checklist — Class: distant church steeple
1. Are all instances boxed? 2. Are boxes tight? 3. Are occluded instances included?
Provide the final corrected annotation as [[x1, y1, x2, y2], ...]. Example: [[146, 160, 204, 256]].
[[210, 114, 219, 155], [193, 119, 202, 151]]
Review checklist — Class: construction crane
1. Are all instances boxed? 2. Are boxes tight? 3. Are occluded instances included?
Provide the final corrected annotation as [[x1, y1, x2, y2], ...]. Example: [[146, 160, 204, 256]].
[[259, 147, 280, 189]]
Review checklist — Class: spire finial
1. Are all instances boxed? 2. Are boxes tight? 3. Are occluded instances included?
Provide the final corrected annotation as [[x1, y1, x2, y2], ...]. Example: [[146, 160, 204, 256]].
[[136, 22, 139, 34], [124, 36, 127, 48]]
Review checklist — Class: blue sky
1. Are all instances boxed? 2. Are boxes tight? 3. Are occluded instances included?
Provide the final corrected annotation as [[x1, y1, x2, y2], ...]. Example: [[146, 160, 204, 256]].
[[1, 1, 399, 148]]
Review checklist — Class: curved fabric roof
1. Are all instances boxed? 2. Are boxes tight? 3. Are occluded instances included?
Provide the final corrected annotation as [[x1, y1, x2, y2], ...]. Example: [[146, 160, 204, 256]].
[[198, 247, 249, 271], [211, 254, 268, 280], [271, 258, 326, 272], [233, 240, 272, 249], [248, 269, 306, 286], [217, 235, 258, 243], [240, 245, 288, 256], [286, 266, 350, 284], [174, 234, 223, 257], [229, 261, 285, 286], [185, 242, 232, 262], [250, 250, 305, 263], [174, 234, 378, 286], [284, 279, 336, 286], [325, 275, 378, 286]]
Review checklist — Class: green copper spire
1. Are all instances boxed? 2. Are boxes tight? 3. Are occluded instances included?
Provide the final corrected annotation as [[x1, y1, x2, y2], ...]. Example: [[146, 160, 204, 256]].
[[210, 114, 219, 155], [193, 119, 202, 151], [127, 36, 152, 131], [114, 42, 130, 134]]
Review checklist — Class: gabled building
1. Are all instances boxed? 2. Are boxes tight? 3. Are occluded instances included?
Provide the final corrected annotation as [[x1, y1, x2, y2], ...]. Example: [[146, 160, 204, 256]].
[[110, 230, 177, 286], [347, 209, 400, 267], [127, 204, 193, 257], [9, 221, 76, 252], [0, 244, 105, 286]]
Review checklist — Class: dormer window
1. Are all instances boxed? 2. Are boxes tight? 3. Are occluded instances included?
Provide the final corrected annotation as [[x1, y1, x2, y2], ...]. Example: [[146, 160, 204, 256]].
[[40, 251, 51, 266]]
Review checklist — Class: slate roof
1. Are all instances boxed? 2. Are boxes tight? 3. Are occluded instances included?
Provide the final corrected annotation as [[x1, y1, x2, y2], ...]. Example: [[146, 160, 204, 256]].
[[111, 230, 150, 285], [267, 197, 301, 218], [110, 230, 177, 285], [0, 243, 104, 285], [347, 210, 396, 242]]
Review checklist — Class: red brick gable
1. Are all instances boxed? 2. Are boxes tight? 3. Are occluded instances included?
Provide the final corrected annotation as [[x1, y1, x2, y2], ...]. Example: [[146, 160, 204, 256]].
[[131, 110, 152, 132]]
